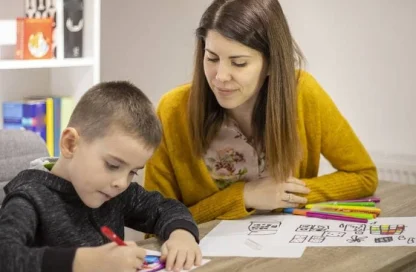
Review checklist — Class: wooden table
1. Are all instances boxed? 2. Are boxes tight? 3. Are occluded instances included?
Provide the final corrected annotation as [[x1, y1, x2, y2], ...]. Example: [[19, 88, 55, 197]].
[[137, 182, 416, 272]]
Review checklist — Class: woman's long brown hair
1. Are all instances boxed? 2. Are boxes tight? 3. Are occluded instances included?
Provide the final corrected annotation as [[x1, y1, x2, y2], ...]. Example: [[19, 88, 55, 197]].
[[189, 0, 304, 182]]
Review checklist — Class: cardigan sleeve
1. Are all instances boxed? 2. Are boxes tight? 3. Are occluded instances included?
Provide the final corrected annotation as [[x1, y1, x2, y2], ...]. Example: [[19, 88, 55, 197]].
[[300, 73, 378, 203], [145, 164, 253, 224]]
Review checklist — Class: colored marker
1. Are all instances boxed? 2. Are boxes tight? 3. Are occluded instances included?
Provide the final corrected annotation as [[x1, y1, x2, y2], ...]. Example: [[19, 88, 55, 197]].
[[311, 208, 376, 220], [324, 202, 376, 207], [284, 207, 375, 220], [101, 226, 158, 267], [305, 211, 368, 223], [283, 208, 308, 216], [101, 226, 126, 246], [339, 197, 380, 203], [305, 204, 381, 215]]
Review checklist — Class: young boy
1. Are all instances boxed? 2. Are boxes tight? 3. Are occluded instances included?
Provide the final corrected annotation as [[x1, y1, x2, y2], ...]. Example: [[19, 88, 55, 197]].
[[0, 81, 201, 272]]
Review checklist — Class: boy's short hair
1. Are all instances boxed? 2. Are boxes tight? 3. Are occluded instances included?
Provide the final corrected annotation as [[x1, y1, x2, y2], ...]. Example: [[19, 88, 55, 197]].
[[68, 81, 161, 149]]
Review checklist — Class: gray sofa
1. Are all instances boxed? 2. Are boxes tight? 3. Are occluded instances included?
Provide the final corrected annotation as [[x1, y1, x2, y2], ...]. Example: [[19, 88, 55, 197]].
[[0, 129, 49, 204]]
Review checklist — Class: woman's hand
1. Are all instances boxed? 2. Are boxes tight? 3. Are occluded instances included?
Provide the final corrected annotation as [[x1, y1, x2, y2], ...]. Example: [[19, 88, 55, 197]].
[[243, 177, 310, 210]]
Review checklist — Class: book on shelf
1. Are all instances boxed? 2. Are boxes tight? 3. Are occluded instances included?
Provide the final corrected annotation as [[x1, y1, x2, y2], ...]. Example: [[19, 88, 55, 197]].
[[15, 18, 53, 60], [25, 0, 84, 59], [2, 96, 74, 157]]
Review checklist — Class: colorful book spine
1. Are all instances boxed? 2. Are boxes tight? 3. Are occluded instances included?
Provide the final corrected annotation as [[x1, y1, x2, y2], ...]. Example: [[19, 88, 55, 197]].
[[3, 96, 75, 157], [53, 97, 61, 157], [2, 101, 24, 130], [45, 98, 54, 156], [22, 100, 47, 142], [60, 96, 74, 135]]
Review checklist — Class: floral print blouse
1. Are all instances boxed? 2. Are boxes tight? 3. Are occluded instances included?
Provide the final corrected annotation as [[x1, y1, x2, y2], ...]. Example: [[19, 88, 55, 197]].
[[204, 118, 268, 190]]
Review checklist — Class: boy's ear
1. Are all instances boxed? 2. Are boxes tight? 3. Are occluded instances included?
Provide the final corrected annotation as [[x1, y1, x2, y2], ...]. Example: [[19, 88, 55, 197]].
[[60, 127, 80, 158]]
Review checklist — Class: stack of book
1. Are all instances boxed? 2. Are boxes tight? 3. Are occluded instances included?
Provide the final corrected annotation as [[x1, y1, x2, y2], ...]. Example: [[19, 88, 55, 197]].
[[2, 96, 74, 157]]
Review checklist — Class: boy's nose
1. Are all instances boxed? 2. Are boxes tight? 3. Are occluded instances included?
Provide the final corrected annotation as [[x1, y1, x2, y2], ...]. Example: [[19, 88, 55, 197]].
[[111, 177, 129, 191]]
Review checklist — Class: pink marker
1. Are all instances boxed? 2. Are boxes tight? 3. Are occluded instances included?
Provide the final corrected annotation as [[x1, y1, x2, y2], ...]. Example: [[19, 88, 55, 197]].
[[306, 211, 368, 223]]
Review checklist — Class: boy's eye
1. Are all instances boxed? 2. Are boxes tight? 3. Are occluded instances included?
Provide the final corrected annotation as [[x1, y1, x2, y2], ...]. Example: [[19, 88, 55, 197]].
[[129, 170, 138, 176], [106, 162, 119, 170]]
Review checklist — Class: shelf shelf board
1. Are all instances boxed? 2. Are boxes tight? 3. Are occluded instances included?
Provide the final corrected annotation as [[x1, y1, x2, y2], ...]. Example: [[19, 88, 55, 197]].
[[0, 58, 95, 70]]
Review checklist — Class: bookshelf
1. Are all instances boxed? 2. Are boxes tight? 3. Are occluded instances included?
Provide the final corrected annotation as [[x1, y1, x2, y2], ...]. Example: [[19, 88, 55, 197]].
[[0, 0, 101, 128]]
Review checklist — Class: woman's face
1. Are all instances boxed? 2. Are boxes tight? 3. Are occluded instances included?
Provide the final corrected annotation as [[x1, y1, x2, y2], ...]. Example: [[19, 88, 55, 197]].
[[203, 30, 269, 111]]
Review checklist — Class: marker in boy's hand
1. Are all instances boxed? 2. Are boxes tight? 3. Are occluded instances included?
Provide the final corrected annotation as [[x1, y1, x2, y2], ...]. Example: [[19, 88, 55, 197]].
[[73, 241, 146, 272], [160, 229, 202, 272]]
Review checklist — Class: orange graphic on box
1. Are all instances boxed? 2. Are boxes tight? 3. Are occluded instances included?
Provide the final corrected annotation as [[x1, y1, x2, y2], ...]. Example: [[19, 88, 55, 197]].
[[370, 224, 405, 235]]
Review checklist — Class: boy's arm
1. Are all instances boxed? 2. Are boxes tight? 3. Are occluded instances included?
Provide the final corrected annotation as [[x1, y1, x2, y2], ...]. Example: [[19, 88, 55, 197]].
[[123, 183, 199, 242], [0, 197, 77, 272]]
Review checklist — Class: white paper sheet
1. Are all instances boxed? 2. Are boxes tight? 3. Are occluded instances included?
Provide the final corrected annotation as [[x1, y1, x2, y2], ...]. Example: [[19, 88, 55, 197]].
[[279, 216, 416, 247], [200, 235, 305, 257], [199, 215, 416, 257], [143, 250, 210, 271], [200, 215, 306, 257]]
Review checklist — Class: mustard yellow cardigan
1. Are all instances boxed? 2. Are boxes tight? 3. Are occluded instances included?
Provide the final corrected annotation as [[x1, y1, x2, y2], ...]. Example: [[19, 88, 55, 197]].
[[144, 71, 378, 224]]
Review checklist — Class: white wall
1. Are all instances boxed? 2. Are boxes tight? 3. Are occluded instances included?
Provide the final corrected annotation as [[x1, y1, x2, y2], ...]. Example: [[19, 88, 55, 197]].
[[101, 0, 211, 103], [101, 0, 416, 181]]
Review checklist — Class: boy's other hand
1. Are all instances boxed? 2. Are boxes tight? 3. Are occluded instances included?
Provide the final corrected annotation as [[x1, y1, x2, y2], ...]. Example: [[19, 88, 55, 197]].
[[73, 241, 146, 272], [160, 229, 202, 272]]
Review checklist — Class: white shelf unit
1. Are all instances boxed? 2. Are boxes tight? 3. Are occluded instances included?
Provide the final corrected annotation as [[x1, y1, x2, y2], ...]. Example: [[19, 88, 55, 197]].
[[0, 0, 101, 128]]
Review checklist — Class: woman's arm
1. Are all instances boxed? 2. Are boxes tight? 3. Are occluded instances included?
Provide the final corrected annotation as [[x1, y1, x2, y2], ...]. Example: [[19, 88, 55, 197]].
[[144, 136, 254, 224], [301, 73, 378, 203]]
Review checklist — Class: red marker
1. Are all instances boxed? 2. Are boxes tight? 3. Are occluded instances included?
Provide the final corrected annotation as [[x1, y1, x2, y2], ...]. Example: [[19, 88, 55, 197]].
[[100, 226, 127, 245], [101, 226, 150, 267]]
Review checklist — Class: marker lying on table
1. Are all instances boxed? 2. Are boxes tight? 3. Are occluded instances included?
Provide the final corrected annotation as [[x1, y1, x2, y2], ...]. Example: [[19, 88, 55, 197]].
[[284, 208, 372, 221], [336, 197, 381, 203], [305, 211, 368, 223], [305, 204, 381, 215], [322, 202, 376, 207], [310, 207, 376, 219]]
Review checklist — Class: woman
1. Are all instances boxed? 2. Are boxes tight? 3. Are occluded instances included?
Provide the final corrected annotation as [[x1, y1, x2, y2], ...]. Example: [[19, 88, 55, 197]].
[[144, 0, 377, 224]]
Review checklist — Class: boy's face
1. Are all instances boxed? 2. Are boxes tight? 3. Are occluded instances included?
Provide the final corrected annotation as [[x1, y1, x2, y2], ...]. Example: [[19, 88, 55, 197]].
[[66, 130, 154, 208]]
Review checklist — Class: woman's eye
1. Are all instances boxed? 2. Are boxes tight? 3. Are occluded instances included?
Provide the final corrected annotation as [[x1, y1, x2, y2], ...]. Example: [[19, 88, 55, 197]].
[[233, 62, 247, 67], [206, 57, 219, 62]]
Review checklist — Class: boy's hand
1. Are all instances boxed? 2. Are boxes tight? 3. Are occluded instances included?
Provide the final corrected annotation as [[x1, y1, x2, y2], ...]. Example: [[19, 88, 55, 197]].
[[73, 241, 146, 272], [160, 229, 202, 271]]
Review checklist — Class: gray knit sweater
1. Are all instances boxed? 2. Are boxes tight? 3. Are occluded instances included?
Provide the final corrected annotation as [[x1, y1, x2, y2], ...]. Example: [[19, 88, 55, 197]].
[[0, 159, 198, 272]]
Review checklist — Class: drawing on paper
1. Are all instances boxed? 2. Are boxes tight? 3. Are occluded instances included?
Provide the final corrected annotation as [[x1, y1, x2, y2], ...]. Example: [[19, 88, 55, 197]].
[[289, 235, 308, 243], [248, 221, 281, 235], [344, 224, 366, 235], [370, 225, 405, 235], [375, 237, 393, 243], [398, 236, 406, 240], [308, 236, 325, 243], [408, 238, 415, 244], [322, 231, 346, 238], [346, 235, 368, 243], [296, 225, 329, 232]]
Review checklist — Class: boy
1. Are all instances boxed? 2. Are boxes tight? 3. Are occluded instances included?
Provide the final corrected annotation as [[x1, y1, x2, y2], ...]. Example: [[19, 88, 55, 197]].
[[0, 81, 201, 272]]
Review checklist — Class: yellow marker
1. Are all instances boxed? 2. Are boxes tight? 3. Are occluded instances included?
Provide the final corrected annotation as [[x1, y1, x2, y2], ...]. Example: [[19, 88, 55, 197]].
[[306, 204, 381, 215]]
